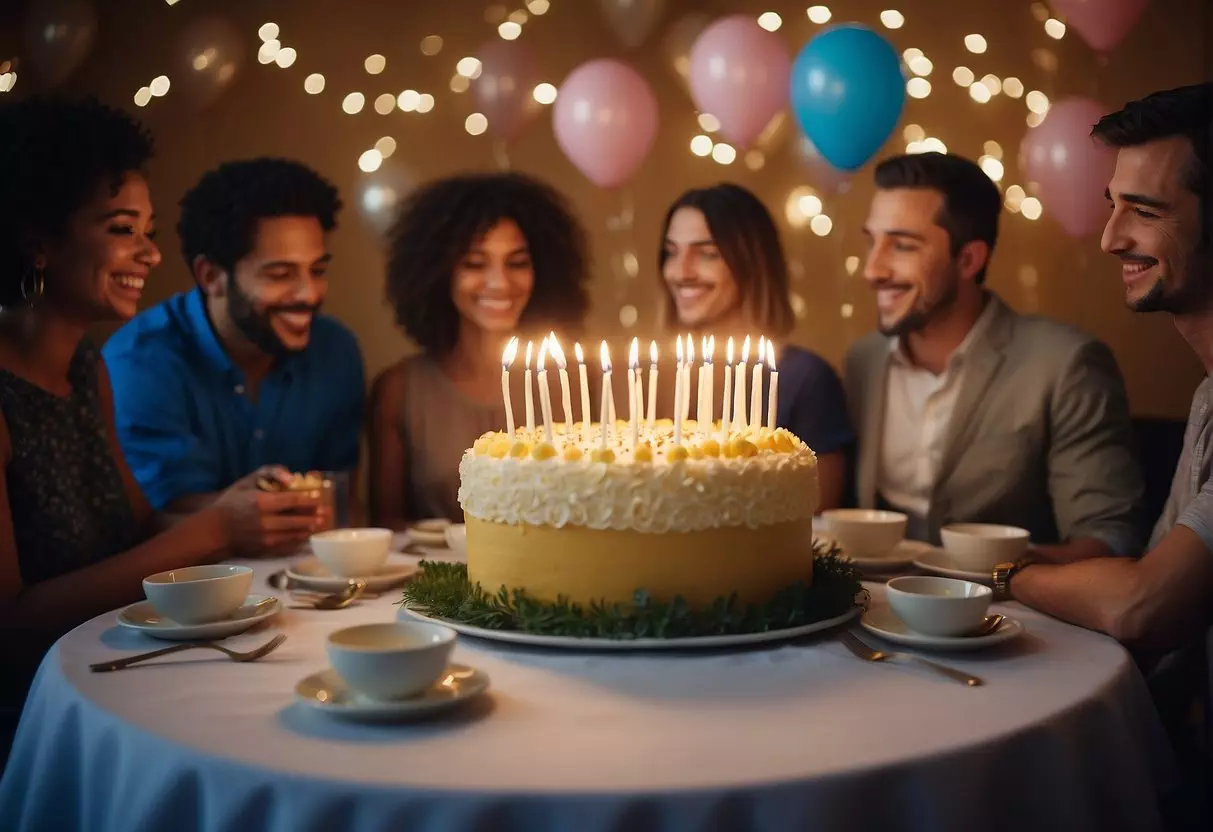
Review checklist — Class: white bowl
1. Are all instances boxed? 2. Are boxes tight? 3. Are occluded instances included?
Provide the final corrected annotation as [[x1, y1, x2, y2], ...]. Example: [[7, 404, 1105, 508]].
[[444, 523, 467, 554], [326, 622, 457, 701], [819, 509, 907, 557], [310, 528, 393, 577], [142, 564, 253, 625], [940, 523, 1030, 573], [886, 575, 992, 637]]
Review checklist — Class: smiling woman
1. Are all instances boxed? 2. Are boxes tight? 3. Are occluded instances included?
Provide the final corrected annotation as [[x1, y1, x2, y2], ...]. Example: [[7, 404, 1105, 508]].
[[369, 172, 590, 527]]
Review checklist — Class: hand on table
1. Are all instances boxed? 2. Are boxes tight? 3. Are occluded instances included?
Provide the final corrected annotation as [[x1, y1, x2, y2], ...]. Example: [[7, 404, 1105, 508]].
[[211, 466, 328, 557]]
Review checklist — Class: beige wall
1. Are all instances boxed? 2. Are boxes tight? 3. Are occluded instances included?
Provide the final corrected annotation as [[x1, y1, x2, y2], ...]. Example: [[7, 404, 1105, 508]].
[[4, 0, 1209, 417]]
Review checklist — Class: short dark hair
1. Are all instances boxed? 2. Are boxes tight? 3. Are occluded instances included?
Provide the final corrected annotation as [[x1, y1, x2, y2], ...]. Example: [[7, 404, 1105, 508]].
[[178, 158, 341, 276], [1092, 83, 1212, 236], [385, 171, 590, 356], [873, 152, 1002, 283], [658, 183, 795, 336], [0, 95, 154, 307]]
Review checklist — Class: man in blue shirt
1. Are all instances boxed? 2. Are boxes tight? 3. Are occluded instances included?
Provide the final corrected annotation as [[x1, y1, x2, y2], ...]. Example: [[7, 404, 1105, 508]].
[[103, 158, 365, 540]]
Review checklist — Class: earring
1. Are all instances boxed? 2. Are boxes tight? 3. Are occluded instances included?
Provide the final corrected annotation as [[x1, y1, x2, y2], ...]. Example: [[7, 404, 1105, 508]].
[[20, 264, 45, 306]]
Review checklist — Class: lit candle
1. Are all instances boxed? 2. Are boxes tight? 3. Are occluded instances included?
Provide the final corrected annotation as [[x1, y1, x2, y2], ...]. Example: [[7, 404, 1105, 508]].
[[682, 333, 694, 423], [646, 340, 658, 431], [720, 337, 733, 443], [524, 340, 535, 435], [575, 342, 591, 429], [767, 339, 779, 431], [702, 336, 714, 434], [696, 336, 708, 428], [673, 335, 684, 445], [501, 336, 518, 436], [628, 337, 639, 450], [537, 338, 554, 444], [734, 335, 750, 433], [599, 341, 612, 451], [750, 335, 764, 434], [549, 334, 573, 434]]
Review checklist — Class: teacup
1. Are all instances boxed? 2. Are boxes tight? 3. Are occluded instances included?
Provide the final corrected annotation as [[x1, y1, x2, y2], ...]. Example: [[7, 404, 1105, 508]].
[[819, 509, 908, 557], [940, 523, 1030, 573], [142, 564, 253, 625], [886, 575, 992, 637], [444, 523, 467, 554], [310, 528, 393, 577], [326, 622, 457, 700]]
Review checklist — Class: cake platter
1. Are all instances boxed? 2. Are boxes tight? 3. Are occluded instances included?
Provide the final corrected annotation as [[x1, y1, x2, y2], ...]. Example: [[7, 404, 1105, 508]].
[[398, 603, 862, 651]]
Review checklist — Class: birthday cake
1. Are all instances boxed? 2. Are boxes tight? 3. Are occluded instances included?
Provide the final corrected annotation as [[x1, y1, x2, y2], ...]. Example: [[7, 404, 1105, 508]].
[[457, 420, 819, 610]]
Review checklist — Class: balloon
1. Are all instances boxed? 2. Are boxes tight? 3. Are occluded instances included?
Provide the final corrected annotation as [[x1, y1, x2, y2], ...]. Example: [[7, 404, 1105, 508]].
[[1050, 0, 1148, 55], [662, 11, 712, 93], [790, 24, 905, 172], [688, 15, 791, 149], [552, 59, 657, 189], [1019, 96, 1117, 237], [473, 39, 541, 141], [21, 0, 97, 87], [176, 17, 244, 110], [599, 0, 668, 49]]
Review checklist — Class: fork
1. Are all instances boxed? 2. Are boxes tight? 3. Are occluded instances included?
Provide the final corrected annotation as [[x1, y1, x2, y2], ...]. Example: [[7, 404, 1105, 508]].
[[90, 634, 287, 672], [838, 631, 983, 687]]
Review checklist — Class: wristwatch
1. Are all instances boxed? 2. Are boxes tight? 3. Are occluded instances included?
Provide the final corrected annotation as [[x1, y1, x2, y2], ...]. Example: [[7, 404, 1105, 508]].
[[992, 559, 1027, 601]]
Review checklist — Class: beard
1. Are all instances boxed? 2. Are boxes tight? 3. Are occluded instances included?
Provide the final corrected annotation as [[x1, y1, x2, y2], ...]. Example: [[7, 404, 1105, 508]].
[[227, 275, 320, 357], [1127, 243, 1213, 316], [877, 269, 961, 338]]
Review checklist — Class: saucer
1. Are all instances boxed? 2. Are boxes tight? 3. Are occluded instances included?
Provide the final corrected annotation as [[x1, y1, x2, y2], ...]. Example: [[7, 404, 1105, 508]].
[[912, 548, 993, 584], [825, 538, 936, 572], [294, 663, 489, 722], [860, 604, 1024, 650], [407, 518, 451, 548], [287, 554, 418, 592], [118, 594, 281, 641]]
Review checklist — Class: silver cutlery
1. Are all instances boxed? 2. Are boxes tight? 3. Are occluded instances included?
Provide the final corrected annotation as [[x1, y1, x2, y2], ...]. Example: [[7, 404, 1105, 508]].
[[287, 580, 366, 610], [838, 631, 984, 687], [970, 614, 1005, 637], [90, 634, 287, 672]]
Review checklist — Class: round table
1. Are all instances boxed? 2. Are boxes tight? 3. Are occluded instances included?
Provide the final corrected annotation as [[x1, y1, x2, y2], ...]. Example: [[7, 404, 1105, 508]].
[[0, 556, 1176, 832]]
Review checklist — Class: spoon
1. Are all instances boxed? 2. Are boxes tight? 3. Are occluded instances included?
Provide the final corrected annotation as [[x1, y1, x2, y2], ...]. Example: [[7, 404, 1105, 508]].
[[288, 580, 366, 610], [969, 613, 1005, 637]]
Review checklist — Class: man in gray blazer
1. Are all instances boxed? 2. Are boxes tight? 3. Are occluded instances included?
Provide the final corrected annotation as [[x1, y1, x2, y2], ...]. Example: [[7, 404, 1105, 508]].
[[845, 152, 1144, 561]]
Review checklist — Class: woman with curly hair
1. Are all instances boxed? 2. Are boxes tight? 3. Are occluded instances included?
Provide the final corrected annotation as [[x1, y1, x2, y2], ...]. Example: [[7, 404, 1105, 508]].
[[659, 183, 853, 509], [369, 171, 590, 526], [0, 96, 321, 742]]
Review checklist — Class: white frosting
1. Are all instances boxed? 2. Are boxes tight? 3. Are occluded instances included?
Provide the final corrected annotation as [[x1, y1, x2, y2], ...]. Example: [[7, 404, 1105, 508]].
[[457, 423, 818, 533]]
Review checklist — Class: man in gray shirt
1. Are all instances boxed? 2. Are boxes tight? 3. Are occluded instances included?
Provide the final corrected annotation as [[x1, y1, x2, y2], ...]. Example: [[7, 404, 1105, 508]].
[[1000, 82, 1212, 797]]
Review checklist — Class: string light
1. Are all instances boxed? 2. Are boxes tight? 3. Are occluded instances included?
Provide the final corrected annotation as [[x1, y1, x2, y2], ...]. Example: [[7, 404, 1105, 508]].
[[420, 35, 443, 56], [149, 75, 170, 97], [1044, 18, 1066, 39], [375, 136, 397, 158], [525, 0, 550, 13], [978, 155, 1004, 182], [845, 256, 860, 275], [1026, 90, 1050, 114], [508, 10, 528, 24], [757, 12, 782, 32], [799, 194, 823, 217], [358, 149, 383, 173], [810, 215, 833, 236], [880, 10, 905, 29], [257, 23, 279, 42], [304, 73, 325, 94], [964, 34, 988, 53], [1020, 197, 1042, 220], [906, 78, 931, 98], [133, 86, 152, 107], [745, 151, 765, 170], [981, 74, 1002, 95], [690, 135, 713, 156], [902, 123, 926, 141], [397, 89, 420, 111], [533, 83, 557, 104], [456, 57, 482, 78], [969, 84, 992, 103], [0, 71, 15, 94], [465, 113, 488, 135], [697, 113, 720, 132], [373, 93, 395, 114], [903, 47, 924, 63], [953, 66, 975, 86], [806, 6, 832, 24], [416, 93, 435, 113], [342, 92, 365, 114], [840, 303, 854, 318], [274, 47, 297, 69], [257, 40, 280, 65], [450, 75, 470, 93], [908, 55, 933, 76], [498, 21, 522, 40], [1005, 185, 1026, 212], [364, 54, 386, 74], [711, 143, 737, 165], [1003, 77, 1025, 98], [984, 140, 1003, 158], [619, 305, 638, 328]]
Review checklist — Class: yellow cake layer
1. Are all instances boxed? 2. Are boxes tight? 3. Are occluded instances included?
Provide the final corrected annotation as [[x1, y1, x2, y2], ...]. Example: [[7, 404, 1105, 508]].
[[465, 515, 814, 609]]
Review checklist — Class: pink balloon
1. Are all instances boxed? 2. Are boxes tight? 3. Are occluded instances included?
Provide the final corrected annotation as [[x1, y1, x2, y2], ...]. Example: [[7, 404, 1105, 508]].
[[553, 59, 658, 189], [474, 39, 541, 141], [1020, 97, 1118, 238], [1050, 0, 1149, 55], [688, 15, 791, 149]]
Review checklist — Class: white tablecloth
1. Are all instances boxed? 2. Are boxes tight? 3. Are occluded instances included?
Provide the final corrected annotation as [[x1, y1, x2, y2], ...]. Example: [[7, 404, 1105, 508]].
[[0, 556, 1177, 832]]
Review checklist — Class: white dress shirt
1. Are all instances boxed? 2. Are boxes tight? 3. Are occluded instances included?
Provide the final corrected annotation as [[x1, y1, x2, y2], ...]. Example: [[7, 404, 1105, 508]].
[[878, 301, 998, 517]]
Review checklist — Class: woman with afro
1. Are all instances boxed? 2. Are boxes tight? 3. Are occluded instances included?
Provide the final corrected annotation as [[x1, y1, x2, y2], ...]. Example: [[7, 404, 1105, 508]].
[[369, 171, 591, 526]]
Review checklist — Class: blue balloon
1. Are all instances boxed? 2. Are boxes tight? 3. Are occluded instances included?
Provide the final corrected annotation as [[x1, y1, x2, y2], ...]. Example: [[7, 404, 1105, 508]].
[[790, 24, 905, 173]]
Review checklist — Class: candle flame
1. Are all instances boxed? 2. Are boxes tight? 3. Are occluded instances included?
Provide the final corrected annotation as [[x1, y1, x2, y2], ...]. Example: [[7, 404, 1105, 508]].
[[741, 335, 751, 363], [574, 341, 584, 364], [629, 336, 639, 369], [706, 335, 715, 363], [649, 340, 658, 365], [675, 334, 683, 365], [502, 336, 518, 367], [767, 339, 777, 370], [599, 340, 611, 372], [758, 335, 766, 360], [525, 340, 534, 368], [537, 337, 547, 372], [726, 336, 734, 364], [686, 333, 695, 364], [548, 333, 567, 369]]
